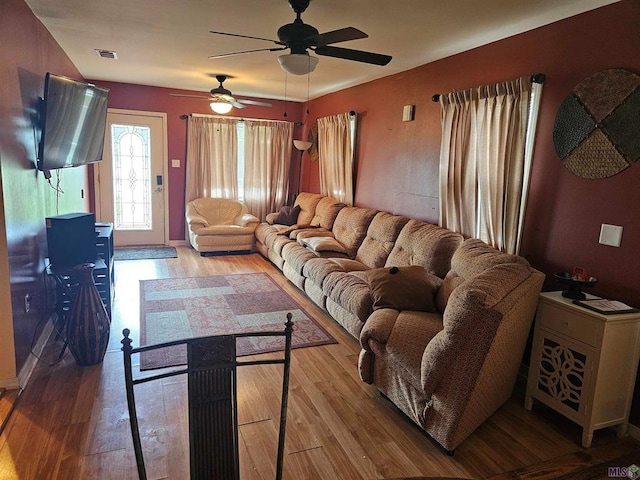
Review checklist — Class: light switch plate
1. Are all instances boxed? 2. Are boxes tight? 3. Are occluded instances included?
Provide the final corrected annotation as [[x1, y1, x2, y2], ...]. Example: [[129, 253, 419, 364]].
[[599, 223, 623, 247], [171, 159, 180, 168], [402, 105, 415, 122]]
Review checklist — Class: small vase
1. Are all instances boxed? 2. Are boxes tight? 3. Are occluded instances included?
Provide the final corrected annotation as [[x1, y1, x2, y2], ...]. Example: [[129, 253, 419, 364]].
[[66, 263, 111, 366]]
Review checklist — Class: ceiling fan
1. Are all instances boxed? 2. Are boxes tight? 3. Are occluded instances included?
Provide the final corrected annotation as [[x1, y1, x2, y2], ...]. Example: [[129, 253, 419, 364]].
[[208, 0, 392, 75], [171, 75, 272, 113]]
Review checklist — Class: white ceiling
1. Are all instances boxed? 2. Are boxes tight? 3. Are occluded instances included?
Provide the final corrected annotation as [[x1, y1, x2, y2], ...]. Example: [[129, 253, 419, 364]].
[[25, 0, 617, 102]]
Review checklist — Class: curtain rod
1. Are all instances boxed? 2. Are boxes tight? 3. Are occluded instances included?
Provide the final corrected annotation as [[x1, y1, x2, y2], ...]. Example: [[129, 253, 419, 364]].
[[180, 113, 302, 126], [431, 73, 546, 102]]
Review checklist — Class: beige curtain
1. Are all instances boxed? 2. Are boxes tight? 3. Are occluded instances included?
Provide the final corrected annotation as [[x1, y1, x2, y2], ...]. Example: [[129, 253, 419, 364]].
[[317, 112, 355, 206], [243, 119, 293, 221], [185, 115, 238, 203], [439, 76, 542, 254]]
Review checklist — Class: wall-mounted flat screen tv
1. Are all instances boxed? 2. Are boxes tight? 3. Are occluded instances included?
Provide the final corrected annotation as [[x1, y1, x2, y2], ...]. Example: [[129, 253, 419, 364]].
[[37, 73, 110, 171]]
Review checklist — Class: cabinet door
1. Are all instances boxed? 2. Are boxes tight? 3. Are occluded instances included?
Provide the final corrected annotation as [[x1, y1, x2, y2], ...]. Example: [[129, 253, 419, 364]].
[[530, 328, 594, 424]]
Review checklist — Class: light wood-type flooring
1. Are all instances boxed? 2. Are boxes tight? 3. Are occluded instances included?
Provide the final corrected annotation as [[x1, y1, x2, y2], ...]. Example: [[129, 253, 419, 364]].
[[1, 247, 638, 479]]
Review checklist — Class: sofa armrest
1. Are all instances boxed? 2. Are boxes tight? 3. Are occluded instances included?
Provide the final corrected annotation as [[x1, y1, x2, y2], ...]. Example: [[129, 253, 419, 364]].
[[265, 212, 279, 225], [359, 308, 400, 351], [239, 213, 260, 227], [421, 287, 502, 397], [186, 212, 209, 230]]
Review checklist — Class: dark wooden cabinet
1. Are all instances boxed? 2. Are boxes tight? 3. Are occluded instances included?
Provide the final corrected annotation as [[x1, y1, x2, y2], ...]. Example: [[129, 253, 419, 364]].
[[94, 223, 114, 316], [47, 222, 114, 321]]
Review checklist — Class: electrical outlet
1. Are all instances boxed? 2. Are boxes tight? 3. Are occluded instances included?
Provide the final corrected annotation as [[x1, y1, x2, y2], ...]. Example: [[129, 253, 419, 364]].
[[24, 294, 31, 313]]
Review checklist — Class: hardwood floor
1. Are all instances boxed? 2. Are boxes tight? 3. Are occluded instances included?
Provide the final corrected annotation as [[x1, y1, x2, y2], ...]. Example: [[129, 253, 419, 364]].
[[0, 247, 637, 479]]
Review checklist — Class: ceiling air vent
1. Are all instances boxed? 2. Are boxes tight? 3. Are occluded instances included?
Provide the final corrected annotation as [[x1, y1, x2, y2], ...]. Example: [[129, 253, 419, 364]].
[[95, 49, 117, 60]]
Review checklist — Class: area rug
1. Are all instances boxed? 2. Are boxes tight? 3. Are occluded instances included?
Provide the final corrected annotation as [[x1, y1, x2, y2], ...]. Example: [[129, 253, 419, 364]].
[[114, 246, 178, 261], [139, 273, 337, 369]]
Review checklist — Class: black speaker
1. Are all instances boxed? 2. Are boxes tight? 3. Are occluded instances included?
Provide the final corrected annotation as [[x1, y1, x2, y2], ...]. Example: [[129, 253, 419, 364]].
[[46, 212, 97, 268]]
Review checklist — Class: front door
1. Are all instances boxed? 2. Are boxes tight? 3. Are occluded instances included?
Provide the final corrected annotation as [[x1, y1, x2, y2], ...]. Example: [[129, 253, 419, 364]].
[[94, 109, 167, 246]]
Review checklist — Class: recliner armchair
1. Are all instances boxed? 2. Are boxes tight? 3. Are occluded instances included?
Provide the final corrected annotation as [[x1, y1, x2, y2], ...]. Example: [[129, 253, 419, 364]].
[[186, 198, 259, 255]]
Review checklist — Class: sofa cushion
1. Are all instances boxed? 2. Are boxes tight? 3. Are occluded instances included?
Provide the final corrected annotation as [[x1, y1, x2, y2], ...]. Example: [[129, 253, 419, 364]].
[[274, 205, 301, 226], [355, 212, 411, 269], [367, 266, 442, 312], [294, 192, 323, 225], [293, 227, 333, 241], [271, 234, 293, 255], [302, 236, 348, 255], [385, 220, 463, 278], [195, 224, 256, 236], [303, 258, 369, 287], [310, 196, 346, 229], [323, 271, 373, 322], [255, 223, 291, 247], [386, 311, 444, 391], [331, 207, 378, 258], [281, 241, 318, 274], [189, 197, 246, 226], [451, 238, 528, 280], [462, 262, 533, 308]]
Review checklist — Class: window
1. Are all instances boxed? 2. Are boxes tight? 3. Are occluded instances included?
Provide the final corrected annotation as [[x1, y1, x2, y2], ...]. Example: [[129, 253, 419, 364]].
[[185, 115, 293, 221], [438, 76, 544, 254]]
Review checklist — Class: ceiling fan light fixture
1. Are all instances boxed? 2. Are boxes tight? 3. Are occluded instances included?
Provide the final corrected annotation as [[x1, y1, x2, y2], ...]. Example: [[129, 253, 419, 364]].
[[210, 101, 233, 114], [278, 53, 318, 75]]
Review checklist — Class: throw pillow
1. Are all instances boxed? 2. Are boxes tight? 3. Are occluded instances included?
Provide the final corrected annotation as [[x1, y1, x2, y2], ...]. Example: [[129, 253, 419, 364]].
[[302, 236, 348, 254], [367, 265, 442, 312], [274, 205, 301, 226]]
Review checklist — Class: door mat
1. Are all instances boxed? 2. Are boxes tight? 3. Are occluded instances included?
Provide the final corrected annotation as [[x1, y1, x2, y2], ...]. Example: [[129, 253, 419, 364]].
[[138, 273, 337, 369], [114, 246, 178, 261]]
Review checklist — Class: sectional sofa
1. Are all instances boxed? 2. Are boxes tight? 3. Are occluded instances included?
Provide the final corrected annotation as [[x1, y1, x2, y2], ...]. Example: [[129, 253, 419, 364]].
[[255, 192, 545, 452]]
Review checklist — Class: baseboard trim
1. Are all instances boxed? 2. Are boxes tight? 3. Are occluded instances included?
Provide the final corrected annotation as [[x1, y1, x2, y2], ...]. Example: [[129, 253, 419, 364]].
[[0, 377, 19, 389], [168, 240, 189, 247], [17, 317, 55, 389], [628, 423, 640, 441], [0, 387, 22, 434]]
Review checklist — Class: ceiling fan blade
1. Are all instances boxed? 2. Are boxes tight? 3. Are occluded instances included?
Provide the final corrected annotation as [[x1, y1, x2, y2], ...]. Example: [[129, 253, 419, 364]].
[[315, 46, 392, 66], [230, 100, 246, 109], [170, 93, 212, 99], [209, 47, 287, 59], [308, 27, 368, 46], [216, 93, 235, 102], [209, 30, 283, 45], [238, 99, 273, 108]]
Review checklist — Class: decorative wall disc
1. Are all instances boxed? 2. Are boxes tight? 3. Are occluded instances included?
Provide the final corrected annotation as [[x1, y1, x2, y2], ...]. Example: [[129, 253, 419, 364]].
[[553, 68, 640, 179]]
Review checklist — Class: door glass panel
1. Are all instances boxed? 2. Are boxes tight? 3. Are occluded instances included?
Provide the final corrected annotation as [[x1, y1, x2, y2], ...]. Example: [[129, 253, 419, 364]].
[[111, 124, 152, 230]]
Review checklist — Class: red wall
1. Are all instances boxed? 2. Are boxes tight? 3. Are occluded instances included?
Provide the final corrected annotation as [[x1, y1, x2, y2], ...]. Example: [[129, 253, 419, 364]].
[[90, 81, 304, 241], [305, 0, 640, 308], [303, 0, 640, 426], [1, 0, 90, 375]]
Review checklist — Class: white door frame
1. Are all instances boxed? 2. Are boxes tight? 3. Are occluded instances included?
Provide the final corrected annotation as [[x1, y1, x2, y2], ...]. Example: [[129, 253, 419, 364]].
[[94, 108, 169, 246]]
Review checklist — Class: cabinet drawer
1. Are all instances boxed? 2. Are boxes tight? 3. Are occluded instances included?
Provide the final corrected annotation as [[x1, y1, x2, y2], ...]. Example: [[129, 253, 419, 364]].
[[537, 302, 603, 347]]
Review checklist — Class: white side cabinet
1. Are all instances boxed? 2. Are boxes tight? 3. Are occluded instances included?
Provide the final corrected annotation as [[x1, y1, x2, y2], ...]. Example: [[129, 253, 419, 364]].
[[525, 291, 640, 447]]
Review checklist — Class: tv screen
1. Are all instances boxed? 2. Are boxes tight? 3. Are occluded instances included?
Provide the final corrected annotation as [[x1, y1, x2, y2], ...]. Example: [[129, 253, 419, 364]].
[[37, 73, 110, 171]]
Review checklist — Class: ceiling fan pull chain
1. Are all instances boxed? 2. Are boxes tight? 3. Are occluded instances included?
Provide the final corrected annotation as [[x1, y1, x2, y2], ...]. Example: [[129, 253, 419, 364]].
[[306, 63, 310, 116], [283, 71, 288, 118]]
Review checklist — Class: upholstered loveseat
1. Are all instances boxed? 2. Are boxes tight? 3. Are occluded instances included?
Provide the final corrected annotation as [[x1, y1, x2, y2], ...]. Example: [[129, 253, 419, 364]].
[[255, 192, 544, 452], [186, 198, 259, 255]]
